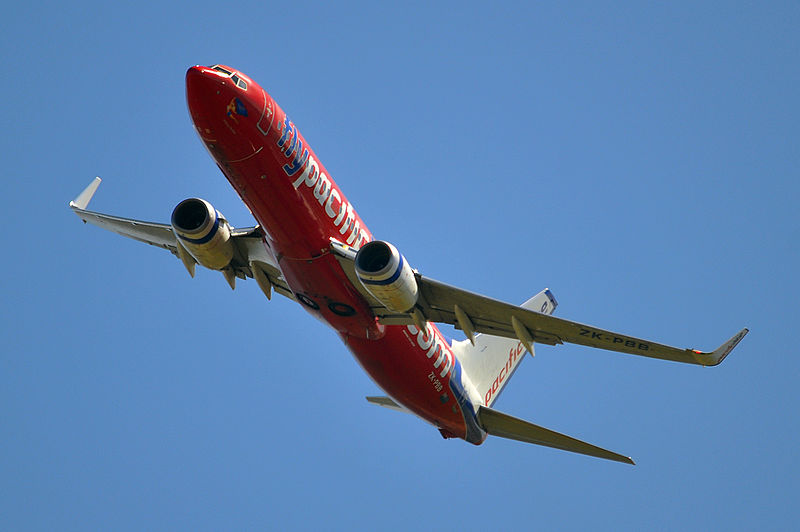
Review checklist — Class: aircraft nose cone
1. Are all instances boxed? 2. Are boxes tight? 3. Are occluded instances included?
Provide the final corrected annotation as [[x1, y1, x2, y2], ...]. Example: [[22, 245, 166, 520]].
[[186, 64, 204, 81], [185, 64, 264, 163], [186, 66, 222, 112], [186, 65, 215, 85], [186, 65, 230, 146]]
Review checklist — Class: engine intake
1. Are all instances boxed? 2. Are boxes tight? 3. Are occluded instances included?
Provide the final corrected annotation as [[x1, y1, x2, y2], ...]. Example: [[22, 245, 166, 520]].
[[171, 198, 234, 270], [355, 241, 418, 313]]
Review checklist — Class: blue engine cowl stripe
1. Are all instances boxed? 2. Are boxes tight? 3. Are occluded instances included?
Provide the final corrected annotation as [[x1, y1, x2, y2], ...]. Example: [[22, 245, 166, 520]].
[[176, 214, 220, 245], [359, 254, 404, 286]]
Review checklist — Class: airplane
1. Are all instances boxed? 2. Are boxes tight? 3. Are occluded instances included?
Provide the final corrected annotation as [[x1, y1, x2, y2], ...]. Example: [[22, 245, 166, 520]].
[[70, 64, 748, 465]]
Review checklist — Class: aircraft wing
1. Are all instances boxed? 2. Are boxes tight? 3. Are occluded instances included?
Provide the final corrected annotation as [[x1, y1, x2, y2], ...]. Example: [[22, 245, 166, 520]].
[[70, 178, 294, 299], [330, 241, 747, 366]]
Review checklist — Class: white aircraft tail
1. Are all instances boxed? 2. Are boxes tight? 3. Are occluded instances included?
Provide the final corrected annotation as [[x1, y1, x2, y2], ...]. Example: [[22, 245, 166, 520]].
[[452, 288, 557, 408]]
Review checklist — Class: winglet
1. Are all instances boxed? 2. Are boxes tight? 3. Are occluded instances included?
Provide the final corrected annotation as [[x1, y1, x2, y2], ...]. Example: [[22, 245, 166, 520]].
[[69, 177, 102, 210], [691, 328, 749, 366]]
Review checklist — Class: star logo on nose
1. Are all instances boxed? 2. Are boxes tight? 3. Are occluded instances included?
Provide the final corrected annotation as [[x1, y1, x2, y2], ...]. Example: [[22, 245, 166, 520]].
[[226, 97, 248, 123]]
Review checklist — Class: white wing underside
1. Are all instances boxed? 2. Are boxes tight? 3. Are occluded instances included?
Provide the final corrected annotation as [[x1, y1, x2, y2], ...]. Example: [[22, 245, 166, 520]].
[[70, 178, 294, 299], [328, 241, 747, 366], [69, 178, 747, 367]]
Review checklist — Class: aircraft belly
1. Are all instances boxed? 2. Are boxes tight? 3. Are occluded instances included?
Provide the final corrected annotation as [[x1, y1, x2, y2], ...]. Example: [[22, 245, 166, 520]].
[[213, 119, 384, 336], [276, 252, 384, 338], [345, 327, 480, 443]]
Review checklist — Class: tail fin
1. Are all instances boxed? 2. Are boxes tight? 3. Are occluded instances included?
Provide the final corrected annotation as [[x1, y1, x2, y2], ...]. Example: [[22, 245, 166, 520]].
[[452, 288, 557, 408]]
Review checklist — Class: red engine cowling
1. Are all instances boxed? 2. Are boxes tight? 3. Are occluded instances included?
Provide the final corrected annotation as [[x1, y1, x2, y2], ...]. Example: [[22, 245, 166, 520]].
[[171, 198, 234, 270]]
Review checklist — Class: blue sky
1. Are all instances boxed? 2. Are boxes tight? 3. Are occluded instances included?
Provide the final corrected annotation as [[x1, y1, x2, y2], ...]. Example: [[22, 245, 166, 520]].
[[2, 1, 798, 530]]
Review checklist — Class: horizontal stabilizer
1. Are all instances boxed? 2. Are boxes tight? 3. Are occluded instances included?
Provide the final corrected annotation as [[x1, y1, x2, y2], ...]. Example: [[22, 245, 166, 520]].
[[366, 396, 409, 414], [477, 406, 634, 465]]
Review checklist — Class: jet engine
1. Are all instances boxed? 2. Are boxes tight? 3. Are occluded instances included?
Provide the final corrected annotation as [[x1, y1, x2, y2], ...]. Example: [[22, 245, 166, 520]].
[[171, 198, 234, 270], [354, 240, 418, 313]]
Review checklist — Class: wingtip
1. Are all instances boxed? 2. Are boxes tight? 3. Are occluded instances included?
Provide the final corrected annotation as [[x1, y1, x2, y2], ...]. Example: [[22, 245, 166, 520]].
[[70, 177, 102, 210], [714, 327, 749, 360], [694, 327, 749, 366], [606, 452, 635, 466]]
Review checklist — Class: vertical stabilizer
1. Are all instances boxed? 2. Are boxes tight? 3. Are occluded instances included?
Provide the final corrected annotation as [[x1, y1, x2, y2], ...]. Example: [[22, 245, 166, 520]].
[[452, 289, 557, 407]]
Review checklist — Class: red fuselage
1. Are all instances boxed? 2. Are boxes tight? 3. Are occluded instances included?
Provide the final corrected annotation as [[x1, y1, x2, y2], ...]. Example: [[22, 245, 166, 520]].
[[185, 65, 480, 442]]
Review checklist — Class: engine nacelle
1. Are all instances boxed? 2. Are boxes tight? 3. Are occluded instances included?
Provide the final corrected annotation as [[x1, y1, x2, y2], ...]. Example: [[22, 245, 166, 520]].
[[354, 240, 418, 313], [171, 198, 234, 270]]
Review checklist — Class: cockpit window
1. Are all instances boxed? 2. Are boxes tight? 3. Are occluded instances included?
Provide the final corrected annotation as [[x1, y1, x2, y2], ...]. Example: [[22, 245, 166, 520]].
[[209, 65, 247, 90], [210, 65, 233, 76], [231, 74, 247, 90]]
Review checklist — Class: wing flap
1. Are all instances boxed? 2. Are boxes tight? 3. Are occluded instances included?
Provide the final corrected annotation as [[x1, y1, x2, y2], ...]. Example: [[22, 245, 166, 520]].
[[416, 276, 564, 344]]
